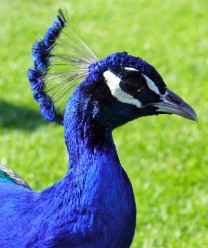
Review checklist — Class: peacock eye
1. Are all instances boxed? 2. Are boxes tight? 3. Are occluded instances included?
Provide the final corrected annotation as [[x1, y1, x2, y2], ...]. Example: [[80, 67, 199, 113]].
[[120, 76, 146, 95]]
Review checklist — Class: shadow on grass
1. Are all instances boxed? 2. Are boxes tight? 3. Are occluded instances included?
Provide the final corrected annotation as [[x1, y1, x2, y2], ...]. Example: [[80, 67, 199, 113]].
[[0, 100, 47, 131]]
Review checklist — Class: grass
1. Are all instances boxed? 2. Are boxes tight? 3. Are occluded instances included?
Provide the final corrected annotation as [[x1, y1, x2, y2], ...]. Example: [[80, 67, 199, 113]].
[[0, 0, 207, 247]]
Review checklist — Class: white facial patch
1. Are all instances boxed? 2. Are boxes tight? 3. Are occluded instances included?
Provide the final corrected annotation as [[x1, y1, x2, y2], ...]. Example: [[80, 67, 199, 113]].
[[103, 70, 142, 108], [124, 67, 138, 71], [142, 74, 161, 95], [125, 68, 161, 96]]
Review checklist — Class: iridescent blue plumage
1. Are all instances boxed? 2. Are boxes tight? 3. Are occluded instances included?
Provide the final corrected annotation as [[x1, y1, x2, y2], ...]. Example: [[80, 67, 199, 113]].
[[28, 10, 67, 125], [0, 10, 197, 248]]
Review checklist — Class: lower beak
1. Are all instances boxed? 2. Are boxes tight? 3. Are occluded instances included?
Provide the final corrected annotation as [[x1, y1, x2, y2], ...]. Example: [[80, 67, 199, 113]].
[[152, 88, 198, 121]]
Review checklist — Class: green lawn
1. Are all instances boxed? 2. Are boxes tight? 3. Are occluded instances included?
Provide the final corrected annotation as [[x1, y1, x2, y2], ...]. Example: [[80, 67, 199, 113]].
[[0, 0, 207, 247]]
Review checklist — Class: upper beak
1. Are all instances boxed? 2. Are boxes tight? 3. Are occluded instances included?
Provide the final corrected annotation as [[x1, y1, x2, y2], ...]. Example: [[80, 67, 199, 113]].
[[152, 88, 198, 121]]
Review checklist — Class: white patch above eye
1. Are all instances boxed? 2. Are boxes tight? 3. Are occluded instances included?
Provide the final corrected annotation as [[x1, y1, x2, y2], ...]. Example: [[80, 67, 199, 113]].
[[142, 74, 161, 95], [103, 70, 142, 108], [124, 67, 138, 71]]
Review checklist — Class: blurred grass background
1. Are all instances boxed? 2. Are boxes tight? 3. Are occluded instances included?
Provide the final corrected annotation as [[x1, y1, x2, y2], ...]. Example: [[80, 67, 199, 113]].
[[0, 0, 207, 247]]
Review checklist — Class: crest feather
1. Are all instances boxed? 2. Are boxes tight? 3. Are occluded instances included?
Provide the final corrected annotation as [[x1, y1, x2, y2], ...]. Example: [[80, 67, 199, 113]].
[[28, 9, 98, 125]]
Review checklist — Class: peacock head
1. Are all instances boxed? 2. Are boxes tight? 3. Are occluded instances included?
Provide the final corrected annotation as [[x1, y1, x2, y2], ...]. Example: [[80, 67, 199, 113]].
[[28, 10, 197, 131], [66, 51, 197, 130]]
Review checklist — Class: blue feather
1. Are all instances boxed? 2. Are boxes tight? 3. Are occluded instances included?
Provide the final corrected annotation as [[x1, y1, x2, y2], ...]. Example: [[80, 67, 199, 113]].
[[28, 68, 44, 92], [29, 10, 67, 125]]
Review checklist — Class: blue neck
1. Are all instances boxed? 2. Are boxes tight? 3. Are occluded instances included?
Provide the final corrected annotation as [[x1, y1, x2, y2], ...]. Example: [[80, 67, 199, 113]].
[[40, 87, 136, 247], [63, 89, 123, 203], [65, 91, 119, 169]]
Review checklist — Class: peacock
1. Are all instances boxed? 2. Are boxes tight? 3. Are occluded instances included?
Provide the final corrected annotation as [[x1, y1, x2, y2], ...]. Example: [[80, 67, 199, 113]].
[[0, 10, 197, 247]]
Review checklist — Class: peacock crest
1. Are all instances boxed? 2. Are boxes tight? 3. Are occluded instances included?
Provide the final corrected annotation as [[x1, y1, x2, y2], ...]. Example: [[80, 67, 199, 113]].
[[28, 9, 98, 125]]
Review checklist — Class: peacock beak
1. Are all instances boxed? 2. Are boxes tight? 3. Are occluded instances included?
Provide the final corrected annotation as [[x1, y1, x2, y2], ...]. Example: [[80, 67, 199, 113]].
[[152, 88, 198, 121]]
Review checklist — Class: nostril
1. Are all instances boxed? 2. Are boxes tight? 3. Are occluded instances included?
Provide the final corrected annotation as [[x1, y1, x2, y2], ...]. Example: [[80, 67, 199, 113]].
[[166, 94, 181, 105]]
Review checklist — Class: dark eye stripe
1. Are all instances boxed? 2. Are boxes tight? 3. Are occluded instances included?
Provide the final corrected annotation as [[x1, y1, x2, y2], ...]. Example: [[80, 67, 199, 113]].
[[103, 70, 142, 108], [120, 76, 146, 94], [110, 66, 164, 96], [123, 70, 142, 79]]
